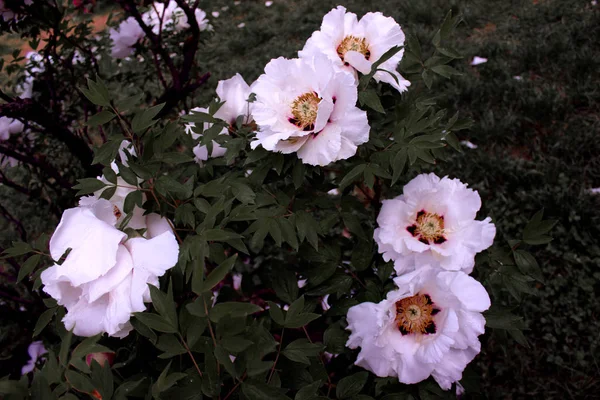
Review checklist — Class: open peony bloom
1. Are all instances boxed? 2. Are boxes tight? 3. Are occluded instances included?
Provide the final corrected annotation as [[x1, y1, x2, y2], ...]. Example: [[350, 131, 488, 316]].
[[346, 267, 491, 390], [299, 6, 410, 93], [21, 341, 47, 375], [143, 1, 210, 34], [110, 17, 145, 59], [0, 117, 25, 141], [186, 73, 253, 165], [374, 173, 496, 274], [41, 199, 179, 338], [250, 55, 369, 166]]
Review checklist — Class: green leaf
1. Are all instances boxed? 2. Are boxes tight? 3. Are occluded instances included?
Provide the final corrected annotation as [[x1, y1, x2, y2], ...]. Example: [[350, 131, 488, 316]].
[[242, 381, 292, 400], [339, 164, 366, 189], [202, 229, 244, 242], [522, 209, 557, 245], [214, 345, 237, 378], [231, 182, 256, 204], [430, 65, 462, 79], [71, 335, 112, 360], [295, 380, 323, 400], [152, 361, 187, 399], [422, 70, 433, 88], [342, 212, 367, 240], [133, 313, 177, 333], [132, 103, 165, 133], [65, 370, 95, 394], [209, 302, 262, 322], [72, 178, 106, 196], [148, 284, 178, 329], [351, 240, 373, 272], [2, 241, 32, 257], [99, 185, 117, 201], [79, 85, 109, 107], [272, 268, 299, 304], [323, 322, 349, 354], [201, 254, 237, 293], [358, 89, 385, 113], [155, 334, 186, 358], [282, 339, 325, 365], [220, 336, 254, 353], [86, 110, 115, 126], [59, 329, 73, 367], [155, 176, 191, 199], [33, 308, 56, 337], [513, 250, 544, 282], [267, 302, 285, 325], [17, 254, 40, 282], [123, 190, 143, 214], [284, 308, 320, 329], [336, 371, 369, 399]]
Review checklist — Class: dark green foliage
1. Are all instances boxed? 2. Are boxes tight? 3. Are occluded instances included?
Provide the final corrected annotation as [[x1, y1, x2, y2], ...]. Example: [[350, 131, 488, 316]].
[[0, 0, 597, 399]]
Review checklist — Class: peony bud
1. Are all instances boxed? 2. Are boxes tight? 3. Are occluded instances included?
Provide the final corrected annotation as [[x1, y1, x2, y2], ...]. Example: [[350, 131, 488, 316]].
[[86, 352, 115, 367]]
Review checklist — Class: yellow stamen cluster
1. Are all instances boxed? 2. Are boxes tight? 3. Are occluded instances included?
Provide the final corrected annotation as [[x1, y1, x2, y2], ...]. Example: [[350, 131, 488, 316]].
[[395, 293, 439, 335], [290, 92, 320, 131], [336, 35, 370, 64]]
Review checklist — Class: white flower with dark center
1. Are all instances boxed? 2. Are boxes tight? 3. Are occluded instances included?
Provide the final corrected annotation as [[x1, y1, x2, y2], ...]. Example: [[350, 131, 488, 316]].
[[21, 341, 47, 375], [41, 199, 179, 338], [374, 173, 496, 274], [143, 1, 210, 34], [299, 6, 410, 93], [186, 73, 253, 165], [250, 55, 369, 166], [110, 17, 145, 59], [346, 267, 490, 390]]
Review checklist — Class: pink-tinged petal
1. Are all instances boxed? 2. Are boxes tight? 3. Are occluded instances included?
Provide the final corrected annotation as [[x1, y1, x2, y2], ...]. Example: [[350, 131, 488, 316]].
[[440, 271, 491, 312], [296, 124, 342, 166], [335, 107, 369, 161], [63, 296, 109, 337], [345, 50, 372, 74], [126, 231, 179, 277], [145, 214, 173, 239], [214, 73, 253, 125], [86, 352, 115, 367], [41, 267, 82, 308], [49, 206, 126, 286], [104, 274, 134, 337], [313, 97, 334, 133], [85, 244, 134, 302]]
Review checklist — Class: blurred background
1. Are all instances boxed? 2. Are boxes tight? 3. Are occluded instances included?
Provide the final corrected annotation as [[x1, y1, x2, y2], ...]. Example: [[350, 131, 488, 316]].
[[1, 0, 599, 397]]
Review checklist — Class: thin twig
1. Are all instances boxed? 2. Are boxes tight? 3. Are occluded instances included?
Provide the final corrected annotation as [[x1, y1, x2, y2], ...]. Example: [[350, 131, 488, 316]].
[[178, 333, 203, 377], [267, 328, 284, 383]]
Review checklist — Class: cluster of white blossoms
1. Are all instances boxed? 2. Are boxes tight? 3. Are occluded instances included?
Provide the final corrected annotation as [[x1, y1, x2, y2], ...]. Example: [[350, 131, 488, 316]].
[[188, 5, 409, 167], [0, 52, 43, 144], [185, 73, 253, 165], [347, 173, 496, 391], [41, 145, 179, 338], [110, 1, 210, 59]]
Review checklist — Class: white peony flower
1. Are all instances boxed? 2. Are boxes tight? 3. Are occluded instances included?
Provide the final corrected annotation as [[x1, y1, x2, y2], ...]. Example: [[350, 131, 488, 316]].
[[41, 199, 179, 338], [250, 55, 369, 166], [0, 117, 25, 141], [346, 267, 490, 390], [186, 73, 253, 165], [21, 341, 47, 375], [143, 1, 210, 34], [374, 173, 496, 274], [110, 17, 145, 59], [299, 6, 410, 93]]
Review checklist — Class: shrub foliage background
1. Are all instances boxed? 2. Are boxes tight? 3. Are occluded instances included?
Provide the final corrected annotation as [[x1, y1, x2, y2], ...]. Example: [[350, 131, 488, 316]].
[[0, 0, 597, 398]]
